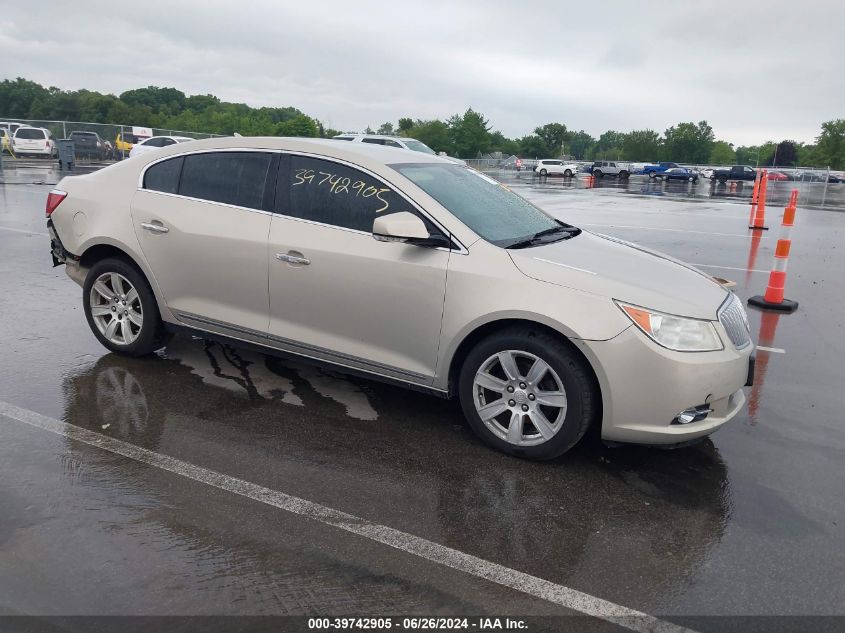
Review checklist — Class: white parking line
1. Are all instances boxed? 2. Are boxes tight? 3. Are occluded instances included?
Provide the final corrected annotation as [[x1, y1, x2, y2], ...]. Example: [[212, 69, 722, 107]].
[[0, 225, 48, 236], [582, 223, 767, 239], [0, 400, 696, 633], [756, 346, 786, 354]]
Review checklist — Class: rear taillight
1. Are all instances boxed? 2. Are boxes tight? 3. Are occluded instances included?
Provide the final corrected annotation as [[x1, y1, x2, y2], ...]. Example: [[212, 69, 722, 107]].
[[46, 189, 67, 217]]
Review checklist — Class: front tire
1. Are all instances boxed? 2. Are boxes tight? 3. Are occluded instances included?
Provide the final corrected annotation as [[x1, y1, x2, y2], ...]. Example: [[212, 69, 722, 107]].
[[458, 327, 599, 460], [564, 169, 573, 177], [83, 257, 165, 356], [539, 168, 547, 176], [593, 169, 603, 178]]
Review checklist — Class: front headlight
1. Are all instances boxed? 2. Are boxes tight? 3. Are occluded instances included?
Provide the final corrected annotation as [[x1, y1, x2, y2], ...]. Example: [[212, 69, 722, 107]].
[[615, 301, 723, 352]]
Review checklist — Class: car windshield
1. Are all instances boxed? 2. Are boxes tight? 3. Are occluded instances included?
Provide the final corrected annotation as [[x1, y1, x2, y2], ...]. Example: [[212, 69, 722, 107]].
[[393, 163, 576, 247], [401, 139, 436, 155]]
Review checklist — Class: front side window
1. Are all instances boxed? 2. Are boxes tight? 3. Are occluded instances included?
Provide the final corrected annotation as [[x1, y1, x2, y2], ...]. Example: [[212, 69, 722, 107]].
[[394, 163, 565, 246], [362, 137, 385, 145], [285, 156, 404, 232], [143, 156, 184, 194], [179, 152, 272, 210]]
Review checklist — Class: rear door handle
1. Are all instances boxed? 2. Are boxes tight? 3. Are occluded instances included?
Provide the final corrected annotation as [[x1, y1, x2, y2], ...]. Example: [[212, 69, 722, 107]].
[[141, 222, 169, 234], [275, 252, 310, 265]]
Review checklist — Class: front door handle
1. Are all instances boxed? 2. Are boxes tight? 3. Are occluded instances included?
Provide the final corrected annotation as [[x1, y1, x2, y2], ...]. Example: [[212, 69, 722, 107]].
[[141, 222, 169, 234], [275, 252, 310, 265]]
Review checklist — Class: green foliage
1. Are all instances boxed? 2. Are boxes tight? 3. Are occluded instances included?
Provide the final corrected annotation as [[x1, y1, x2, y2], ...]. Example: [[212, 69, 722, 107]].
[[709, 141, 735, 165], [1, 77, 841, 165], [813, 119, 845, 169], [448, 108, 491, 158], [533, 123, 568, 157], [566, 130, 595, 160], [518, 134, 547, 158], [377, 122, 394, 135], [767, 140, 798, 167], [0, 76, 315, 137], [622, 129, 660, 161], [663, 121, 714, 164], [404, 119, 452, 154]]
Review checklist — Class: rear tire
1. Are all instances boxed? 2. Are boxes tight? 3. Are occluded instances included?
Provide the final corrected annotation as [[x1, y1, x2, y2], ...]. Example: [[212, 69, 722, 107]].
[[619, 171, 629, 179], [83, 257, 165, 357], [458, 327, 599, 460]]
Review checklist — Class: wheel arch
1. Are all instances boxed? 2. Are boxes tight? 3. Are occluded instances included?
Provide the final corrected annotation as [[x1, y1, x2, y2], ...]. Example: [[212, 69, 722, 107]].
[[77, 240, 173, 323], [445, 318, 602, 405]]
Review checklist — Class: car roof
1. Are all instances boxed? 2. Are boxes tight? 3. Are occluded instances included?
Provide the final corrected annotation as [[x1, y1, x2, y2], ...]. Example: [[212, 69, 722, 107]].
[[334, 133, 410, 140], [143, 136, 452, 166]]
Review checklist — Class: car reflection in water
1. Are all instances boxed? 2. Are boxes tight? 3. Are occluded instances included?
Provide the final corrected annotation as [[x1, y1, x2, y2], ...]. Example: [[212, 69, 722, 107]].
[[61, 336, 731, 610]]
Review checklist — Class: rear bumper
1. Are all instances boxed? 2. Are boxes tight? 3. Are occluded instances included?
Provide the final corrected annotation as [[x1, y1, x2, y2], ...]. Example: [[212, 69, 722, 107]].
[[47, 220, 86, 286]]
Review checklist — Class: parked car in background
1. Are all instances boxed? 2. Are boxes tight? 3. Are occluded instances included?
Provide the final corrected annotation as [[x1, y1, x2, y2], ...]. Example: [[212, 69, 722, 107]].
[[12, 126, 55, 157], [69, 131, 108, 159], [713, 165, 756, 184], [46, 137, 752, 459], [590, 160, 630, 178], [332, 133, 466, 165], [659, 167, 699, 183], [828, 172, 844, 184], [643, 162, 680, 178], [767, 171, 791, 181], [115, 127, 154, 155], [534, 159, 579, 177], [129, 135, 193, 158], [699, 168, 715, 179], [0, 121, 24, 136]]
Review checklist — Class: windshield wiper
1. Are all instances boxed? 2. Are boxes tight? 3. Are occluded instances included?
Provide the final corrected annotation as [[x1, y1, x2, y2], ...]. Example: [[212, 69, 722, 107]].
[[505, 225, 581, 249]]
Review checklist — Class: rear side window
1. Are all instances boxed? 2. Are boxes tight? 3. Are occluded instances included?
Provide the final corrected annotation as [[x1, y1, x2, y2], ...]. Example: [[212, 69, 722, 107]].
[[179, 152, 273, 210], [284, 156, 403, 232], [16, 128, 46, 140], [144, 156, 184, 194], [362, 138, 385, 145]]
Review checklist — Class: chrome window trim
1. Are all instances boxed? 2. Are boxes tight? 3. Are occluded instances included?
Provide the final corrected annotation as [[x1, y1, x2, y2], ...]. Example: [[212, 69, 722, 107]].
[[137, 147, 469, 255], [136, 188, 275, 216]]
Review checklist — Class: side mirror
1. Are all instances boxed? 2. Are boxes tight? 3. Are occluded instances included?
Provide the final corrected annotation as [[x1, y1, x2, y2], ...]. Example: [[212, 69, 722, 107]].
[[372, 212, 451, 248]]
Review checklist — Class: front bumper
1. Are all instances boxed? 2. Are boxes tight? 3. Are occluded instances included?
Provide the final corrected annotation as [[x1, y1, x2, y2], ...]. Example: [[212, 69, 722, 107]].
[[575, 325, 752, 445]]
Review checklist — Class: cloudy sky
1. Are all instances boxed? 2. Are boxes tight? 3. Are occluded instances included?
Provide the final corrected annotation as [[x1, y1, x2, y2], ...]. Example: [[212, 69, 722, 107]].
[[2, 1, 841, 145]]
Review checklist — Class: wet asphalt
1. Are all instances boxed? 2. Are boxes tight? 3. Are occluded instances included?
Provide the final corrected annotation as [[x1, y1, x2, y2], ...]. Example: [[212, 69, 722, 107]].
[[0, 162, 844, 630]]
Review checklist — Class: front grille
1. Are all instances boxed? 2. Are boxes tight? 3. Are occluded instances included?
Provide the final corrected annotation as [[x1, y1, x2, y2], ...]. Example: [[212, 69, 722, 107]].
[[719, 293, 751, 349]]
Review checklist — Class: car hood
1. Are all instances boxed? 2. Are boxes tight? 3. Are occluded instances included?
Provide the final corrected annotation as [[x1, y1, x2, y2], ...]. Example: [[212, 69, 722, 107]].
[[508, 230, 729, 319]]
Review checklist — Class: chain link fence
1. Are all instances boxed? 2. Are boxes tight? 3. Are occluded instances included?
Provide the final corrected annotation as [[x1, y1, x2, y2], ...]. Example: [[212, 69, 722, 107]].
[[0, 117, 225, 162]]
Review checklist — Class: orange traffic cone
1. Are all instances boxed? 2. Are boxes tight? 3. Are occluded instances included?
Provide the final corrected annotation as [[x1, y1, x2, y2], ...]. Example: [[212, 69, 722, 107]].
[[748, 189, 799, 312], [748, 170, 768, 230]]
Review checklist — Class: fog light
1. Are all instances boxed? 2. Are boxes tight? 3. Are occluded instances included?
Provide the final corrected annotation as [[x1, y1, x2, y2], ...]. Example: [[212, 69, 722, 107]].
[[672, 404, 714, 425]]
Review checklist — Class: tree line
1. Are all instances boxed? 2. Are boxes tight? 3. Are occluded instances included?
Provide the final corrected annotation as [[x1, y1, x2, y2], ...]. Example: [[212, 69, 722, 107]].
[[1, 77, 843, 168]]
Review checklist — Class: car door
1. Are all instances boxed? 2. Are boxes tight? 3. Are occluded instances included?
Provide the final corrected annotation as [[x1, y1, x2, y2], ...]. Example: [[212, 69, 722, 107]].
[[267, 153, 450, 384], [131, 150, 277, 335]]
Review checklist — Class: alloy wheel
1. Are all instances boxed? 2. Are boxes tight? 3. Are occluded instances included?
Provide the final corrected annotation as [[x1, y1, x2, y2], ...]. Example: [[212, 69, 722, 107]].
[[89, 272, 143, 345], [472, 350, 568, 447]]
